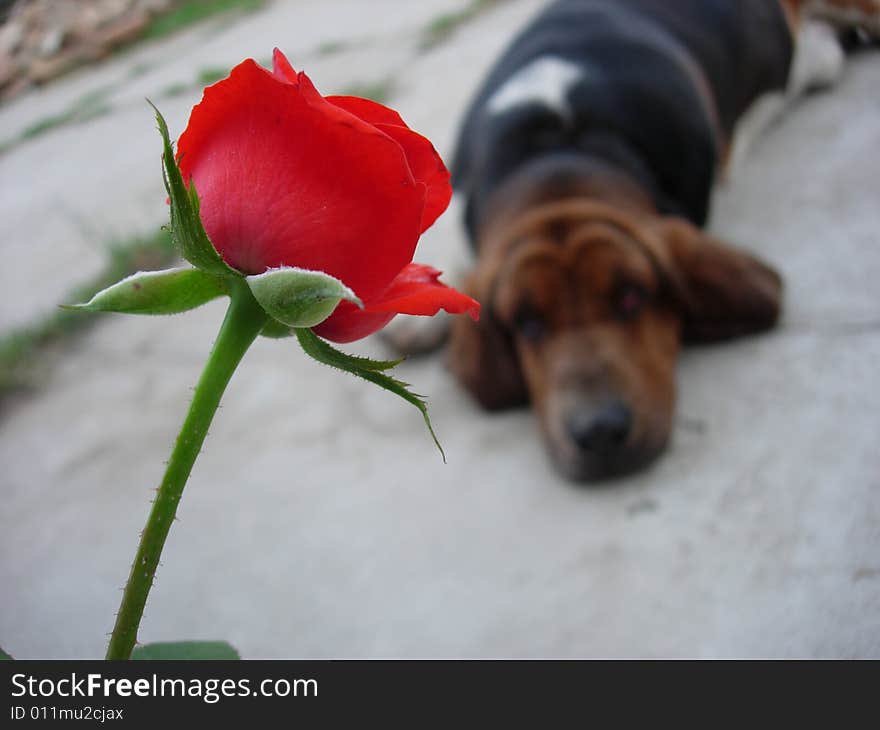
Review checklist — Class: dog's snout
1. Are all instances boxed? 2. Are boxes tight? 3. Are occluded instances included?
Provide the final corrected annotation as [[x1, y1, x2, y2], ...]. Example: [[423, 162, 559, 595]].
[[565, 401, 632, 453]]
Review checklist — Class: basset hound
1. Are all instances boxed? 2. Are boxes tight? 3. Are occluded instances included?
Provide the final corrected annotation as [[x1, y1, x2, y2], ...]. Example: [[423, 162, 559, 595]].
[[443, 0, 878, 481]]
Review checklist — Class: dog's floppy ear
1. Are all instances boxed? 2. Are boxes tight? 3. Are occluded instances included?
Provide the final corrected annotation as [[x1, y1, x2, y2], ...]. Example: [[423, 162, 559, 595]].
[[447, 268, 528, 411], [656, 218, 783, 343]]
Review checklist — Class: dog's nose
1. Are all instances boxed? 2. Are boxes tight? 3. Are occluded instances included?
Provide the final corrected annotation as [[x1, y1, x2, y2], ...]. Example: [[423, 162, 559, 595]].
[[566, 402, 632, 453]]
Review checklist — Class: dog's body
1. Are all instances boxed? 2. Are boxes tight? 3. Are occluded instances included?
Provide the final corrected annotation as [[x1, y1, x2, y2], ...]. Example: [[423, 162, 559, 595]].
[[441, 0, 878, 481], [453, 0, 793, 234]]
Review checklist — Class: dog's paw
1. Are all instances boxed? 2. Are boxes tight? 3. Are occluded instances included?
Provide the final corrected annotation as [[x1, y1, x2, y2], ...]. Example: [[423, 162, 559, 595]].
[[380, 312, 453, 357]]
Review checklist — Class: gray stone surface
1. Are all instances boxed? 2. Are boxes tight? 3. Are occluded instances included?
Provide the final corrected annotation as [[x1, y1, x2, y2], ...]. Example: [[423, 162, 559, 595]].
[[1, 0, 878, 658]]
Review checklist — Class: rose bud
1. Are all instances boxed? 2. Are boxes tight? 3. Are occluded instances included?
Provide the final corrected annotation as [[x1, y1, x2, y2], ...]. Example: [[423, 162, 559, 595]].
[[175, 48, 478, 342]]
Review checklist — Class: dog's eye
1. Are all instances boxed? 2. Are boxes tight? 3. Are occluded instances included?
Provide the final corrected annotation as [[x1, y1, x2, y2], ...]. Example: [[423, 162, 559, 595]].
[[614, 283, 648, 320], [513, 305, 546, 343]]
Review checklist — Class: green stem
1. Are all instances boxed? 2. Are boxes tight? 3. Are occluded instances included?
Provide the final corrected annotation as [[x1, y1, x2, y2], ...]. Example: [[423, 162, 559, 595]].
[[106, 279, 267, 660]]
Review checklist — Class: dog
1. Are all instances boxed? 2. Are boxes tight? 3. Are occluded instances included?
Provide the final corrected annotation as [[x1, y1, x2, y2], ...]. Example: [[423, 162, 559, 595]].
[[437, 0, 879, 482]]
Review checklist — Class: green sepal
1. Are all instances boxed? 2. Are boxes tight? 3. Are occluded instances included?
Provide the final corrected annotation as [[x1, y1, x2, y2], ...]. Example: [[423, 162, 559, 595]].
[[150, 100, 237, 278], [260, 317, 294, 339], [63, 266, 227, 315], [294, 327, 444, 460], [131, 641, 240, 660], [246, 267, 363, 328]]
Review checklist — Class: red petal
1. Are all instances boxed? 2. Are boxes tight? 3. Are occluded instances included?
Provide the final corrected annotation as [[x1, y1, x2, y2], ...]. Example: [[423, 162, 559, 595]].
[[328, 97, 452, 233], [176, 58, 423, 302], [364, 263, 480, 318], [271, 47, 297, 84], [312, 263, 480, 343], [311, 303, 395, 344], [375, 124, 450, 233], [326, 95, 407, 128]]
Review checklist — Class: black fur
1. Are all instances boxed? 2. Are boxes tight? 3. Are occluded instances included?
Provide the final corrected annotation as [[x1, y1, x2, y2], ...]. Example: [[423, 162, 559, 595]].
[[453, 0, 794, 239]]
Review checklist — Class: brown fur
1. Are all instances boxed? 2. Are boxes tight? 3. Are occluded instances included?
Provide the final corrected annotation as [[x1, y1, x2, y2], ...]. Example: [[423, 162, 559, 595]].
[[448, 199, 782, 481]]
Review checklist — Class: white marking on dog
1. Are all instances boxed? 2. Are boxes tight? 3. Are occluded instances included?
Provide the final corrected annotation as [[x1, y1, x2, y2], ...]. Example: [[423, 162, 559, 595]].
[[486, 55, 589, 122]]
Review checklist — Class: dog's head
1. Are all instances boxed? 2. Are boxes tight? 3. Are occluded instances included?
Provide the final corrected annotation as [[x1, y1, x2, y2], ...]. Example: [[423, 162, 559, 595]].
[[448, 198, 782, 482]]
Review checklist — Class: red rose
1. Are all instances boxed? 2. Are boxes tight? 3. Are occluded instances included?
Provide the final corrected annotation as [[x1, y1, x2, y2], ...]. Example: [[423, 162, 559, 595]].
[[175, 49, 478, 342]]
